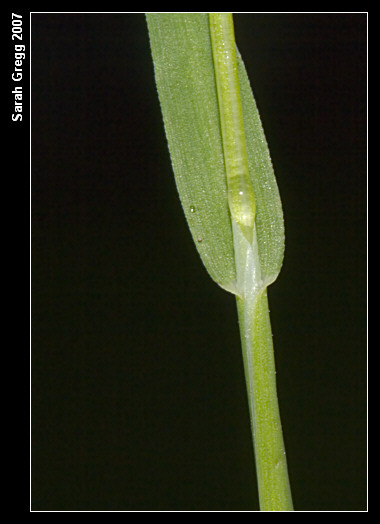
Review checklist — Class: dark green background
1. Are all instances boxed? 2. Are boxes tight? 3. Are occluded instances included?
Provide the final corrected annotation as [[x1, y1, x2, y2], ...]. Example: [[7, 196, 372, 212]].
[[32, 13, 367, 511]]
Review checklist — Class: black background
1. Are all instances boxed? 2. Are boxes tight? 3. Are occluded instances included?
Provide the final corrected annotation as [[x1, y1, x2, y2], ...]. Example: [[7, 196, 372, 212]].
[[31, 13, 367, 511]]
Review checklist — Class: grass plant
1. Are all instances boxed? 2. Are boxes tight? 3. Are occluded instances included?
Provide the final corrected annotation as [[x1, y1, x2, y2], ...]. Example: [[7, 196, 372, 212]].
[[146, 13, 293, 511]]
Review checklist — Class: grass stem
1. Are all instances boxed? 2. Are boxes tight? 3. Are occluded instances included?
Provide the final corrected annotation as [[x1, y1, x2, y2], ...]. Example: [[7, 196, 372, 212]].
[[236, 288, 293, 511]]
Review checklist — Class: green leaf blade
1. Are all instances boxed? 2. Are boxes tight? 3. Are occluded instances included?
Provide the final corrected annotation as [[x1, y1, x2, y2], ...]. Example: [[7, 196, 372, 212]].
[[146, 13, 285, 292]]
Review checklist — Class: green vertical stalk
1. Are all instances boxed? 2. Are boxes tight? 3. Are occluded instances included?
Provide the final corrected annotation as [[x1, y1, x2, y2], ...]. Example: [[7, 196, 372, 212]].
[[236, 290, 293, 511], [210, 14, 293, 511], [209, 13, 256, 244]]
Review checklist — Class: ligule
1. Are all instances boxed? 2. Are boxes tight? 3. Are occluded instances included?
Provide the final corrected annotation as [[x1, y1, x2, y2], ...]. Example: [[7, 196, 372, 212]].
[[227, 174, 256, 244]]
